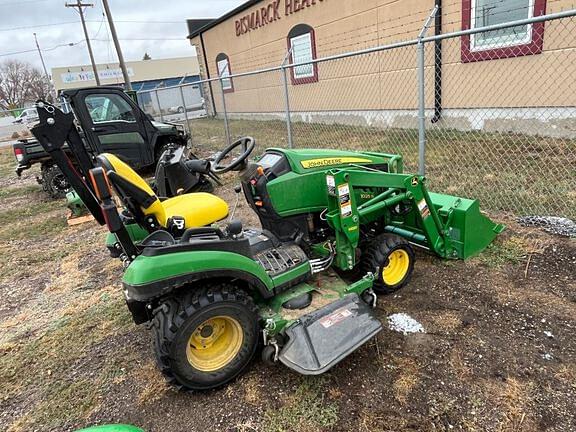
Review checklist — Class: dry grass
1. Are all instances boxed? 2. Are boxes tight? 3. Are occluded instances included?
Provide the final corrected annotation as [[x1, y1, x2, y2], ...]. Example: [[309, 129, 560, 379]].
[[553, 364, 576, 386], [448, 348, 472, 381], [495, 378, 536, 432], [0, 190, 132, 430], [392, 357, 421, 405], [240, 374, 263, 406], [134, 361, 170, 405], [358, 408, 408, 432], [422, 310, 463, 334]]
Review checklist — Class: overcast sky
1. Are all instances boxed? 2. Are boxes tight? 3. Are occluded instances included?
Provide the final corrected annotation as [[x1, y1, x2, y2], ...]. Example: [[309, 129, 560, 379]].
[[0, 0, 244, 73]]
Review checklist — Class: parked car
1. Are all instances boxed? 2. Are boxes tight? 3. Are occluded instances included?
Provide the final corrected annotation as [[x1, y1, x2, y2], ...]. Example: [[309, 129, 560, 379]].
[[12, 108, 39, 125], [167, 98, 205, 114]]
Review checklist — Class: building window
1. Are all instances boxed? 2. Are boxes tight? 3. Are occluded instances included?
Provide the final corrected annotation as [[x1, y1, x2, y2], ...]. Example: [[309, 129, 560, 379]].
[[461, 0, 546, 62], [287, 24, 318, 85], [216, 53, 233, 92]]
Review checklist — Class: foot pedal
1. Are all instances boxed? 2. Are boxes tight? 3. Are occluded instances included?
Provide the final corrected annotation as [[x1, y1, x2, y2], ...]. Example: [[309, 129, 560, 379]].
[[278, 293, 381, 375]]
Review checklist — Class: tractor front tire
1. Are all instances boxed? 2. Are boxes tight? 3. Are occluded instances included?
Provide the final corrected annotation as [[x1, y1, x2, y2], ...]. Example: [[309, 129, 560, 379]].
[[151, 283, 259, 391], [42, 164, 71, 199], [361, 234, 415, 295]]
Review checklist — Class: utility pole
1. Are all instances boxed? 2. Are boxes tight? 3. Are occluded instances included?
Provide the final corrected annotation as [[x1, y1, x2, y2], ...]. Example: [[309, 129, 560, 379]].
[[101, 0, 132, 91], [33, 33, 49, 78], [65, 1, 100, 85], [33, 32, 56, 99]]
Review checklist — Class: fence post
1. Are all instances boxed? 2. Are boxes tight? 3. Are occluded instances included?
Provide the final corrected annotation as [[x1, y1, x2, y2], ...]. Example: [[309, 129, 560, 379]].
[[281, 49, 294, 149], [219, 78, 231, 146], [417, 6, 438, 176], [154, 90, 164, 122], [179, 85, 191, 136], [281, 67, 294, 149]]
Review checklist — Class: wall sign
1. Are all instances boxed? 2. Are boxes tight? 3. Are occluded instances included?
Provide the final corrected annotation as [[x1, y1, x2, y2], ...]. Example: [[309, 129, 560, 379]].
[[235, 0, 325, 36], [60, 68, 135, 84]]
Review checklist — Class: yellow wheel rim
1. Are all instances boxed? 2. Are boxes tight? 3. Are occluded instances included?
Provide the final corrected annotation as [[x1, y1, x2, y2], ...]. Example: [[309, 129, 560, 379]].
[[382, 249, 410, 286], [186, 316, 244, 372]]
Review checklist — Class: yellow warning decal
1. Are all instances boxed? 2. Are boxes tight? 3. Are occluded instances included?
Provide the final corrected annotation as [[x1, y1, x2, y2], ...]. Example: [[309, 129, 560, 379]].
[[300, 157, 372, 169]]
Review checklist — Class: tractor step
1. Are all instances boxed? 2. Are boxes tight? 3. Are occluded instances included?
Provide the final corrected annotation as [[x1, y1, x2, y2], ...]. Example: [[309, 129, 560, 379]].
[[253, 243, 308, 277], [278, 293, 381, 375]]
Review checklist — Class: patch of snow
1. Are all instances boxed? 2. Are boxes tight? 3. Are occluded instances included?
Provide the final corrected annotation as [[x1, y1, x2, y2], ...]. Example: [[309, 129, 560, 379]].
[[387, 313, 425, 335], [544, 331, 554, 339]]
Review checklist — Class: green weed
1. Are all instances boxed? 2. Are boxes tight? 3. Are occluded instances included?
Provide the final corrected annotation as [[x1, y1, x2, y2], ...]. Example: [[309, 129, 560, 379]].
[[263, 377, 339, 432], [478, 237, 527, 268]]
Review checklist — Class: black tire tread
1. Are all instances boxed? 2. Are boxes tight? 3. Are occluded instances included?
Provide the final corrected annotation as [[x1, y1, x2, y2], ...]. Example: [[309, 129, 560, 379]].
[[361, 233, 415, 295], [151, 283, 258, 391], [42, 164, 70, 199]]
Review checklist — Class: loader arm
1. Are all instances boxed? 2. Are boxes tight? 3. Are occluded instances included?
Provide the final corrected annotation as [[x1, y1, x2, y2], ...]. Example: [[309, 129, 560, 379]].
[[325, 168, 504, 268]]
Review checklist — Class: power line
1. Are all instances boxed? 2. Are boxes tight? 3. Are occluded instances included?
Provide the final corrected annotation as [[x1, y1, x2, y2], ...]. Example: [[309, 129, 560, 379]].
[[0, 19, 188, 33], [0, 21, 80, 32], [0, 48, 37, 57], [98, 20, 185, 24], [0, 40, 82, 58], [0, 0, 49, 6], [93, 37, 184, 41]]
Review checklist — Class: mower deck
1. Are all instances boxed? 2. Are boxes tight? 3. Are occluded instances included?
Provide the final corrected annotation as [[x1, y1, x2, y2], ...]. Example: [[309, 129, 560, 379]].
[[278, 293, 381, 374], [258, 270, 379, 374]]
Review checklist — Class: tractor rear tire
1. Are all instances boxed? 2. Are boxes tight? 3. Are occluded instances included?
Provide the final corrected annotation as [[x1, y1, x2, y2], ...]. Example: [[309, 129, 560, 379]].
[[361, 234, 415, 295], [151, 283, 259, 391]]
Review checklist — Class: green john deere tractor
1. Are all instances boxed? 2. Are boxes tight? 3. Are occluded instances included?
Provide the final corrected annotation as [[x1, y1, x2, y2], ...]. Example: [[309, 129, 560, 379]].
[[32, 101, 503, 391]]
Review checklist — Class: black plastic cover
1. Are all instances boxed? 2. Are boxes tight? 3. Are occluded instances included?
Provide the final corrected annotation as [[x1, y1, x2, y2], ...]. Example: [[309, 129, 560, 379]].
[[278, 293, 382, 375]]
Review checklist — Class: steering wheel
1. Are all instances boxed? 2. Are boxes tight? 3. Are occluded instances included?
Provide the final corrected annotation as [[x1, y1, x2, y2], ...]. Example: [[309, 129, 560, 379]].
[[212, 136, 255, 174]]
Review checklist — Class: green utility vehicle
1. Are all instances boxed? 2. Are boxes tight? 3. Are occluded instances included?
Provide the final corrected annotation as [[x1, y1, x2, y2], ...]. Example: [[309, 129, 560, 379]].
[[13, 87, 191, 198], [32, 101, 503, 391]]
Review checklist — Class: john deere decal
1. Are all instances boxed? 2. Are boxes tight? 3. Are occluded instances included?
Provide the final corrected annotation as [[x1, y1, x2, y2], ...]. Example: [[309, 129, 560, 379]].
[[301, 157, 372, 169]]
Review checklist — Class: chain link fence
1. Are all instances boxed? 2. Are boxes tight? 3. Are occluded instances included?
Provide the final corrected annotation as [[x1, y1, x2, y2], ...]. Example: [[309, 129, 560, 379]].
[[136, 7, 576, 219], [426, 8, 576, 218], [136, 81, 208, 134]]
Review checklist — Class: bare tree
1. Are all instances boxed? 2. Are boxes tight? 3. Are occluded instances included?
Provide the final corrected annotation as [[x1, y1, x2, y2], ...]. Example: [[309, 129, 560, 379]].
[[0, 60, 52, 110]]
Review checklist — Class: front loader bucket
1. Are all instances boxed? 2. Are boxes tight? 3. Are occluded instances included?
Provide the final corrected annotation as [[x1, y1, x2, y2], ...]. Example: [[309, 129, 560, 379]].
[[278, 293, 382, 375], [427, 192, 504, 259]]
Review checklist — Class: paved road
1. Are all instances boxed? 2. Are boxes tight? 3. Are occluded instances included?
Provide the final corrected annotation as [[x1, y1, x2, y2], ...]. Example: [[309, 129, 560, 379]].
[[159, 109, 207, 124], [0, 120, 29, 147]]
